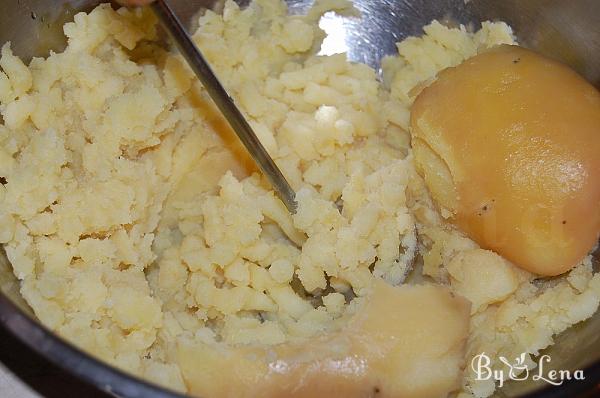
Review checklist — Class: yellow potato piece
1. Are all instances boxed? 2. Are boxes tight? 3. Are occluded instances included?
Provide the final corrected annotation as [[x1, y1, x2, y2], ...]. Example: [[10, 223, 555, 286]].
[[411, 44, 600, 276], [177, 280, 471, 398], [446, 249, 519, 314]]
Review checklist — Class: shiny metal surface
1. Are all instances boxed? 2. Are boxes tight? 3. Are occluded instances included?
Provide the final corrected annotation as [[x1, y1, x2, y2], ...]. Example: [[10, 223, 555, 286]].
[[151, 0, 297, 213], [296, 0, 600, 86], [0, 1, 600, 398]]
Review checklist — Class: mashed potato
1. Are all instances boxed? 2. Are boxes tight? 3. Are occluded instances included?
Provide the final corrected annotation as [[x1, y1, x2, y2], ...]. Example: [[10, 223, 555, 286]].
[[0, 0, 599, 397]]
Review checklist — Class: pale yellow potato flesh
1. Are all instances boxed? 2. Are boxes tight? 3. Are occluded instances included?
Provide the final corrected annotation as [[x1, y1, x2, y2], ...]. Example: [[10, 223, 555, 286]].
[[446, 249, 519, 314], [177, 280, 471, 398], [411, 45, 600, 276]]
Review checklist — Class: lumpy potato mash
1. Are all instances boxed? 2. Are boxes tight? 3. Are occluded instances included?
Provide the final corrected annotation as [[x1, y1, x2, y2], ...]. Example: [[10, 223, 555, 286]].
[[1, 1, 600, 397]]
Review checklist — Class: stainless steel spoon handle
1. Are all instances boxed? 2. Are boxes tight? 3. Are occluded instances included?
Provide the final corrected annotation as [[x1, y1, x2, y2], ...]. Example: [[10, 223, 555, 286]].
[[151, 0, 298, 213]]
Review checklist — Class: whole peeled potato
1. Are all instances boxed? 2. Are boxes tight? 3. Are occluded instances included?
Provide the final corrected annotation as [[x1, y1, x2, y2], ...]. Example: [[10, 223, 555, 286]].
[[411, 45, 600, 276]]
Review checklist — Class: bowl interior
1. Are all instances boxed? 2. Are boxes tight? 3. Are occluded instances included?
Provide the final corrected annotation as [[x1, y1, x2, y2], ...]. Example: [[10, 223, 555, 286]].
[[1, 0, 600, 397]]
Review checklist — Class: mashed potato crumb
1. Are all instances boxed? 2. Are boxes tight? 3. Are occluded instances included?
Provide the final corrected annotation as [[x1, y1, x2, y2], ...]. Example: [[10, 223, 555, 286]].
[[447, 249, 520, 314], [0, 1, 598, 397]]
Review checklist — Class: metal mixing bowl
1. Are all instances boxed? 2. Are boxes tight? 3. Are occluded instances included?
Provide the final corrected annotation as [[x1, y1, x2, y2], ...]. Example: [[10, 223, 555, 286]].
[[1, 0, 599, 397]]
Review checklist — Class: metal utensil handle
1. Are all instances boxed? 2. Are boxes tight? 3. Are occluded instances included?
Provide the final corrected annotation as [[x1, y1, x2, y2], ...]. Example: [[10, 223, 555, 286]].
[[151, 0, 298, 213]]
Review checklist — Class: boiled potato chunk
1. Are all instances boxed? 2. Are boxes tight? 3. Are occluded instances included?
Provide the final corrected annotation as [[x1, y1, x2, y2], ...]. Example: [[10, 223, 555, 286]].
[[447, 249, 519, 314], [177, 280, 471, 398], [411, 45, 600, 276]]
